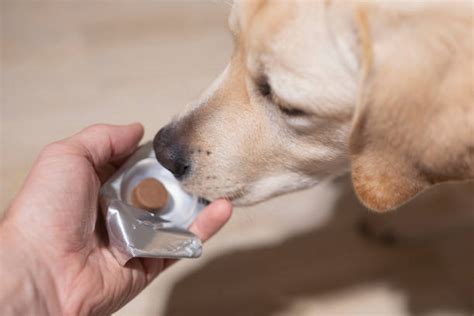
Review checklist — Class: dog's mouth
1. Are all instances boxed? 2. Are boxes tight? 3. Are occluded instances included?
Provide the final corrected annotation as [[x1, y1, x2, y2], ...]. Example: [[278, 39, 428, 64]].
[[197, 197, 211, 206], [195, 186, 247, 205], [220, 188, 246, 202]]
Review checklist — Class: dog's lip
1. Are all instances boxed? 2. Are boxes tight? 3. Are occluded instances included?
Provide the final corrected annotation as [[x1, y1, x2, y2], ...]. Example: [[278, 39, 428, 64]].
[[221, 188, 246, 202], [196, 188, 245, 205]]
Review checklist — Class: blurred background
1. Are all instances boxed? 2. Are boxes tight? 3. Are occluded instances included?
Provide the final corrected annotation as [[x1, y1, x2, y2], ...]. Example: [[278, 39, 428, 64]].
[[1, 1, 473, 315]]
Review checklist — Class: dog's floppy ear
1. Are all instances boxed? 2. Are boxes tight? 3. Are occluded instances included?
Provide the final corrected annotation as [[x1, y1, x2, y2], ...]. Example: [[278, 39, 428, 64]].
[[349, 98, 431, 212], [349, 54, 473, 212], [347, 8, 436, 212]]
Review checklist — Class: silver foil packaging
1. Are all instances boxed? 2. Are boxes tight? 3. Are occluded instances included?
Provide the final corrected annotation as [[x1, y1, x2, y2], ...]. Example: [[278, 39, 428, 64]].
[[100, 142, 206, 265]]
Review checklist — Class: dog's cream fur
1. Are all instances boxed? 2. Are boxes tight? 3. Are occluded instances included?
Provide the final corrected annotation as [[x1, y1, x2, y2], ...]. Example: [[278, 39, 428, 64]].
[[167, 0, 473, 211]]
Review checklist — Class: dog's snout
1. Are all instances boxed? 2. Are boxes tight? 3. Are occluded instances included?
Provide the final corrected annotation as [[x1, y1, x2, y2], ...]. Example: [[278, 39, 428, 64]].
[[153, 126, 191, 179]]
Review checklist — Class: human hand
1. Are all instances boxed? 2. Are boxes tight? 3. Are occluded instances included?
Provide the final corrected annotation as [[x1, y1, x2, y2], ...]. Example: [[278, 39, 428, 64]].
[[0, 123, 232, 315]]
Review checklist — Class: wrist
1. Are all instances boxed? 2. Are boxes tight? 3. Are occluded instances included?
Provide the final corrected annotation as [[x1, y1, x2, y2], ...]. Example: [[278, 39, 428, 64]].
[[0, 220, 62, 316]]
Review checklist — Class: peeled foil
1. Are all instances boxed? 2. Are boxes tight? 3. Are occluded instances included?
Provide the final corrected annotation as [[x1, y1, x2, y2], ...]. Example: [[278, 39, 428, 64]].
[[100, 142, 205, 265]]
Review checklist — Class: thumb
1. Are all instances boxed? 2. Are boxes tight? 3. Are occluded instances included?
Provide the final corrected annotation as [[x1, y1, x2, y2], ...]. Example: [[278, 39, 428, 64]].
[[69, 123, 145, 168]]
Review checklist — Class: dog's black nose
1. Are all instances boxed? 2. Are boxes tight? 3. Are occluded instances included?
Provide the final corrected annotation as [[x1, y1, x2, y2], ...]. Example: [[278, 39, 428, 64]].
[[153, 126, 191, 179]]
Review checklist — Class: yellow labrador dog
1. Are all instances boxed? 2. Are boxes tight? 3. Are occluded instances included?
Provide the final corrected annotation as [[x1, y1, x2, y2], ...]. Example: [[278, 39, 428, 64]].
[[154, 0, 473, 212]]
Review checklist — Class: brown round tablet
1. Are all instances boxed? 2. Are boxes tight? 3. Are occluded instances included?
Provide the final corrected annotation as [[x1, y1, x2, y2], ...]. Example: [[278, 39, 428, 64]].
[[131, 178, 169, 211]]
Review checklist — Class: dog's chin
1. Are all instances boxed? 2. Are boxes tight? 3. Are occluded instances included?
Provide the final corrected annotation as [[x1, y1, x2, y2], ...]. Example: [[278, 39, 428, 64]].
[[196, 188, 254, 207], [198, 185, 292, 207], [181, 181, 263, 206], [228, 195, 267, 207], [178, 181, 245, 205], [181, 173, 320, 207]]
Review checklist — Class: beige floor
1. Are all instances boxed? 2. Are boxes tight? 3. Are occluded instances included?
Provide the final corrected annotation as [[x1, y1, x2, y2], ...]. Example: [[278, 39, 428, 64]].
[[2, 2, 473, 315]]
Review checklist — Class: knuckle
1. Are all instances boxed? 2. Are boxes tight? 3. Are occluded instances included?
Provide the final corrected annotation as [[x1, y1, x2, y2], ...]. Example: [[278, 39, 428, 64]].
[[83, 123, 110, 135], [40, 140, 81, 159], [41, 141, 69, 155]]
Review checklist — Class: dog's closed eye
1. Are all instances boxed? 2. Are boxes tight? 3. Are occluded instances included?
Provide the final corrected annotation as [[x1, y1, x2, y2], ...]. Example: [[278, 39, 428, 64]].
[[256, 77, 308, 117]]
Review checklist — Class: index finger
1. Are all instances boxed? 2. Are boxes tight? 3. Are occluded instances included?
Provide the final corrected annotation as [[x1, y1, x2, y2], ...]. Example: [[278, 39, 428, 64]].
[[159, 199, 232, 270], [188, 199, 233, 242]]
